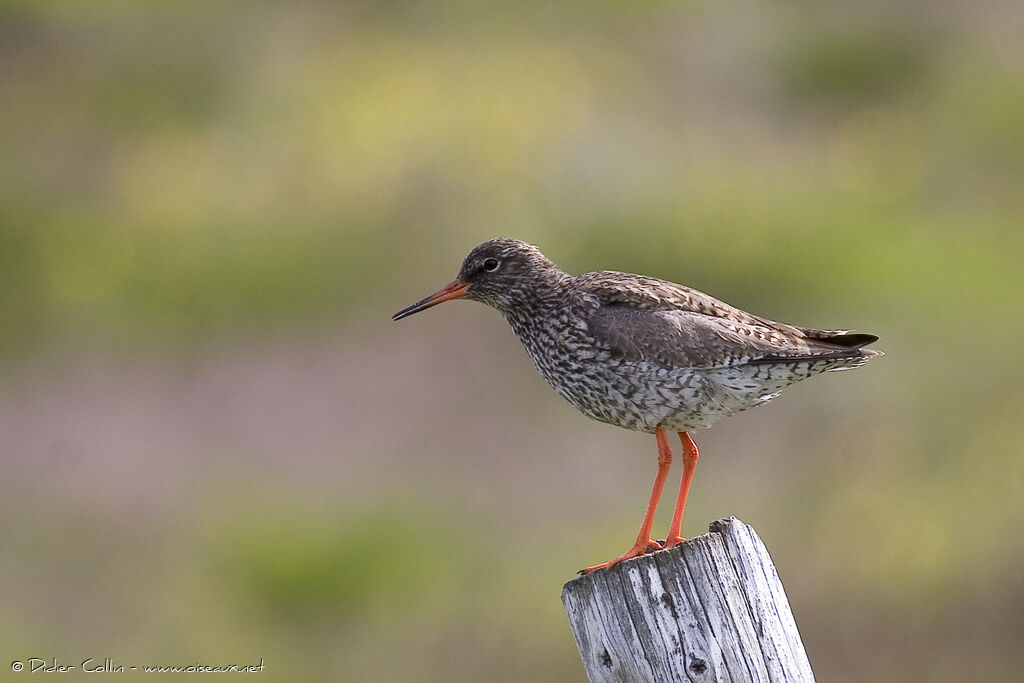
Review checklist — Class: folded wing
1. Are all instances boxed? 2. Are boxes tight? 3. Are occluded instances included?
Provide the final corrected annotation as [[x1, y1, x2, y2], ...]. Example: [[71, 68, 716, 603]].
[[580, 271, 879, 370]]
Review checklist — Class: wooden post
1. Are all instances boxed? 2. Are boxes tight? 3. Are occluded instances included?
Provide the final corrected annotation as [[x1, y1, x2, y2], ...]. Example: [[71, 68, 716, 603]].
[[562, 517, 815, 683]]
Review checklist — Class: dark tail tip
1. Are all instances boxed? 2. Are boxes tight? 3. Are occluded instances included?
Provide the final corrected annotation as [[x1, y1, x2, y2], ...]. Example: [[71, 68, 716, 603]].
[[830, 333, 879, 349]]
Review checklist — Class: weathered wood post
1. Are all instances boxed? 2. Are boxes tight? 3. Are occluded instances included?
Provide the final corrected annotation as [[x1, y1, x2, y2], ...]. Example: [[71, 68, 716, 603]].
[[562, 517, 815, 683]]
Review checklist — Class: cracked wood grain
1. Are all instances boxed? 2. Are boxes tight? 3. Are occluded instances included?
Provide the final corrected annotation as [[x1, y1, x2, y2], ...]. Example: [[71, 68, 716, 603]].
[[562, 517, 815, 683]]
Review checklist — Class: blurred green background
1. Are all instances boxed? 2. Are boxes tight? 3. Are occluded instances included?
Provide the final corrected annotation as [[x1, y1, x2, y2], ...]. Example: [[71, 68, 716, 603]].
[[2, 1, 1023, 681]]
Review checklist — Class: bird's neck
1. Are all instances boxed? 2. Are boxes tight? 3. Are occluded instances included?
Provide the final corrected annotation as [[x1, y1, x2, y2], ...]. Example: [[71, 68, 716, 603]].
[[500, 270, 571, 337]]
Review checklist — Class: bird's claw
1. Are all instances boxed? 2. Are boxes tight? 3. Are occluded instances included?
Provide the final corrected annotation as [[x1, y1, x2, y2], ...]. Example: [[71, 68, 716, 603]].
[[581, 538, 663, 573], [660, 536, 685, 549]]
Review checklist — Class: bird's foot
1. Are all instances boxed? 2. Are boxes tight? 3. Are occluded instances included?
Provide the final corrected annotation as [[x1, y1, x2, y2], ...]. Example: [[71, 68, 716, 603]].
[[581, 539, 662, 574], [660, 535, 686, 549]]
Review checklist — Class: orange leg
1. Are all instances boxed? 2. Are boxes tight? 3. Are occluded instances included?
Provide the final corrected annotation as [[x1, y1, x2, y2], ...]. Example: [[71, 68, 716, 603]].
[[585, 428, 673, 572], [662, 431, 699, 549]]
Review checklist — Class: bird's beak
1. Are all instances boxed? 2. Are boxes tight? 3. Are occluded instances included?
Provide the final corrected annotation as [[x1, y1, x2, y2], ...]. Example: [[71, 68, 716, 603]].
[[392, 280, 470, 321]]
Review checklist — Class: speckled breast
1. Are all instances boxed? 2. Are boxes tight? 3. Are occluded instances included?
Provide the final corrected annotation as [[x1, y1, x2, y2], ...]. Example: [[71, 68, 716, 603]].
[[505, 307, 733, 434]]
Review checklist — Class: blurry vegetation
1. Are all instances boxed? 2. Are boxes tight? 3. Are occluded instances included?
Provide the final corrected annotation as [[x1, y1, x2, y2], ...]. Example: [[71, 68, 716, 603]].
[[210, 500, 468, 622], [2, 1, 1023, 682], [778, 22, 929, 103], [2, 2, 1022, 360]]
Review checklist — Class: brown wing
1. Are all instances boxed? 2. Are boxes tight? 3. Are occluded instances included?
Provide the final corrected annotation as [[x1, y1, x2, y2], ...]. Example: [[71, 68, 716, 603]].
[[577, 271, 770, 326], [579, 271, 878, 369]]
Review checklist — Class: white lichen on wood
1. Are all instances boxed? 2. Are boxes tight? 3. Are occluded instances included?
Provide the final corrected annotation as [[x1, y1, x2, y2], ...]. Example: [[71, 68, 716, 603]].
[[562, 517, 815, 682]]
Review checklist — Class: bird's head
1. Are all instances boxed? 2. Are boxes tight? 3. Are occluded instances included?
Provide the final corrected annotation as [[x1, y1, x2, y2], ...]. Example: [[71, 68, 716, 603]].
[[392, 238, 562, 320]]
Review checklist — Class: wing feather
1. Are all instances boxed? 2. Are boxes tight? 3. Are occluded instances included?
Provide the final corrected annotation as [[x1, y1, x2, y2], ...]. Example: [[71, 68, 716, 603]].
[[578, 271, 878, 369]]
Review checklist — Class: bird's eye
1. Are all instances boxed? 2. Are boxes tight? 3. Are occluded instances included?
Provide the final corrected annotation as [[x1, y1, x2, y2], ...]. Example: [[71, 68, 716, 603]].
[[482, 258, 500, 272]]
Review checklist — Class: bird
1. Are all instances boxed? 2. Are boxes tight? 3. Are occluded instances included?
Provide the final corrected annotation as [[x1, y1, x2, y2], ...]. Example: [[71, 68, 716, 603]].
[[392, 238, 881, 572]]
